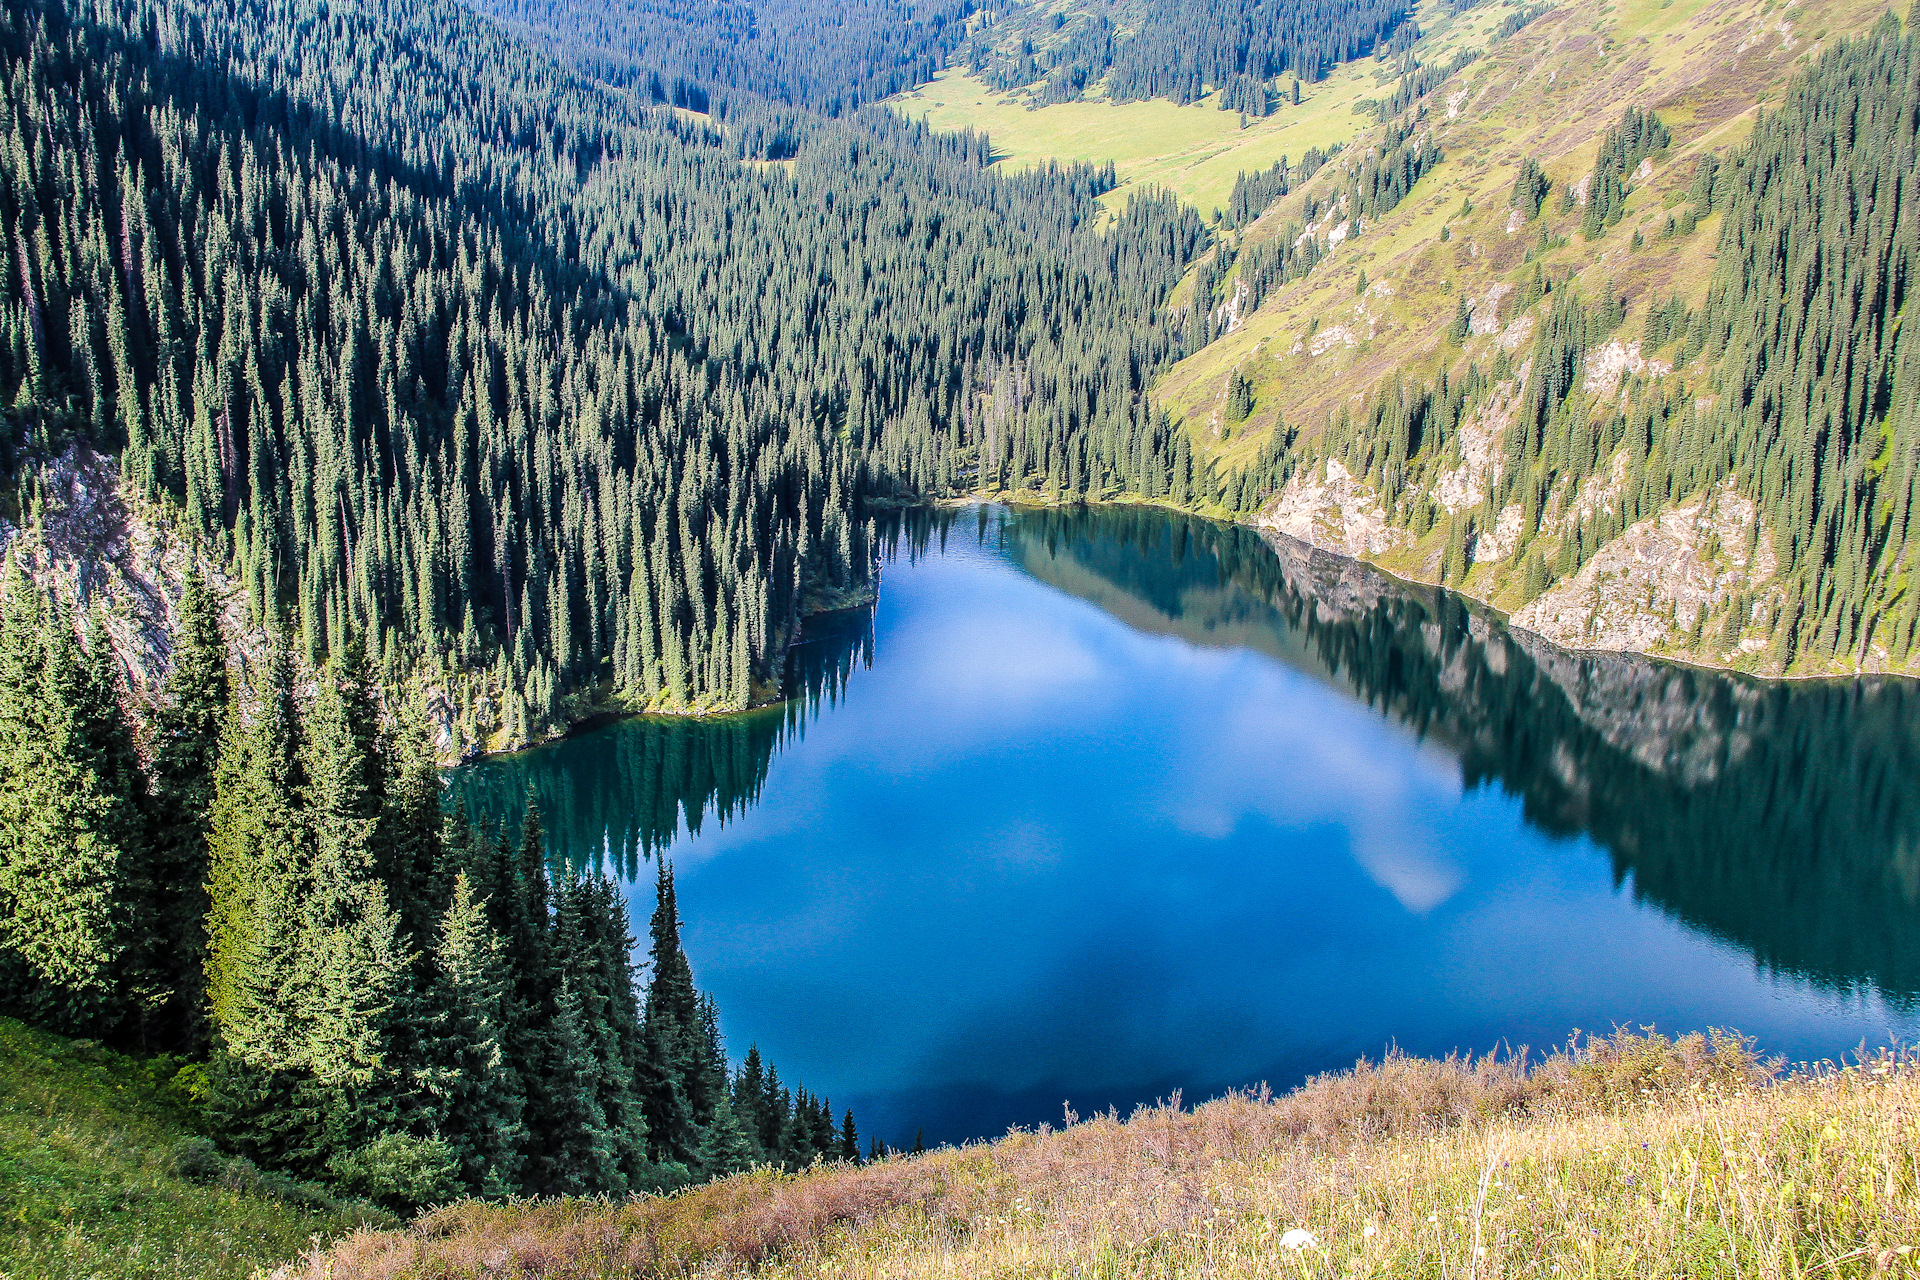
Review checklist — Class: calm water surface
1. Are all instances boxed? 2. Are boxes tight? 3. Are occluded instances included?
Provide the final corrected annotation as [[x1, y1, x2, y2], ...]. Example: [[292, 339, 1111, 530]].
[[451, 506, 1920, 1147]]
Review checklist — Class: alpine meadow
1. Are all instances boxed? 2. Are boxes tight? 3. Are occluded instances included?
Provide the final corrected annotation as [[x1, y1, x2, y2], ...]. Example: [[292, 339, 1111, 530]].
[[1, 0, 1918, 1274]]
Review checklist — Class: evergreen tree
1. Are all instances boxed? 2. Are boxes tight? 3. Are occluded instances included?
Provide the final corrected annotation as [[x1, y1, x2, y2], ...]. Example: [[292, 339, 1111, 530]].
[[296, 653, 409, 1170], [423, 873, 527, 1195], [503, 800, 556, 1172], [638, 859, 700, 1164], [146, 571, 229, 1047], [384, 699, 448, 948], [0, 576, 144, 1037], [839, 1109, 860, 1164], [1226, 370, 1254, 422], [538, 977, 620, 1195], [695, 1087, 757, 1179], [203, 639, 320, 1171]]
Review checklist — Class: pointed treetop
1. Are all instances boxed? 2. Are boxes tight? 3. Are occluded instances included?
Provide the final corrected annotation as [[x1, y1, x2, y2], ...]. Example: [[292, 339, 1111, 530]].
[[645, 859, 697, 1029]]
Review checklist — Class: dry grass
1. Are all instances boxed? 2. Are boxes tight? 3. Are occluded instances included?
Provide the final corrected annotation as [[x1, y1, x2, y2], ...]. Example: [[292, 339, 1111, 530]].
[[289, 1030, 1920, 1278]]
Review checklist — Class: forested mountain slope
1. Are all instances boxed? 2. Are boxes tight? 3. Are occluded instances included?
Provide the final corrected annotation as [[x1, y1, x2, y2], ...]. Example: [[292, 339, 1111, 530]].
[[1154, 0, 1920, 675], [961, 0, 1416, 109], [463, 0, 975, 115], [0, 0, 1220, 752], [903, 0, 1920, 677]]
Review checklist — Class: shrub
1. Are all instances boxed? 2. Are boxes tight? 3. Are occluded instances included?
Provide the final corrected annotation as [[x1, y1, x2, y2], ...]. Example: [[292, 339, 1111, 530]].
[[168, 1136, 226, 1182], [329, 1134, 462, 1210]]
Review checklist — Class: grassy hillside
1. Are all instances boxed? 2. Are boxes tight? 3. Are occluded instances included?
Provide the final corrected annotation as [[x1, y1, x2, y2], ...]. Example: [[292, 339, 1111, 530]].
[[1153, 0, 1868, 457], [892, 0, 1517, 216], [293, 1030, 1918, 1278], [0, 1019, 379, 1280]]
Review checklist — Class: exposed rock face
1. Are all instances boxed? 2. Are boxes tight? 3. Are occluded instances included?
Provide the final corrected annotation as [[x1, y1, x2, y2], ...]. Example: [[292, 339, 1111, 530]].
[[1510, 484, 1780, 658], [1467, 282, 1513, 335], [1581, 339, 1647, 397], [1432, 375, 1521, 513], [1261, 458, 1410, 558], [0, 445, 490, 756], [1248, 436, 1909, 676], [0, 443, 260, 701]]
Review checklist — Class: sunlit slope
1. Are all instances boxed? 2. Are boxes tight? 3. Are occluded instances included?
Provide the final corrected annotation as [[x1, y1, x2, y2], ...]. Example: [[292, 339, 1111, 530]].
[[1158, 0, 1882, 464], [0, 1019, 375, 1280], [889, 0, 1518, 215]]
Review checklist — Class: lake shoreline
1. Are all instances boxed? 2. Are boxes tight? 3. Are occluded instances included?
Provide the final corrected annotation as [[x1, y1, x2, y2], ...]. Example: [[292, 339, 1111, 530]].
[[466, 492, 1914, 765], [964, 490, 1920, 687]]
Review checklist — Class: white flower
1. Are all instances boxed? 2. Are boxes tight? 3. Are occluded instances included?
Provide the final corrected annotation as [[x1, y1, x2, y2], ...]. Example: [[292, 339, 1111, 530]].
[[1279, 1228, 1318, 1250], [1363, 1223, 1378, 1239]]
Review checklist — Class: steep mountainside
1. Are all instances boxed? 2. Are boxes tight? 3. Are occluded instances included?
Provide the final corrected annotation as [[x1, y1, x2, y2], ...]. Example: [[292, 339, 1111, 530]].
[[1161, 0, 1920, 675], [906, 0, 1920, 679], [0, 0, 1218, 752]]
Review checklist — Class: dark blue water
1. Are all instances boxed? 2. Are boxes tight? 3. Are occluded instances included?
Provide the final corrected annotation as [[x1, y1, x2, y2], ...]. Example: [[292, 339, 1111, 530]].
[[450, 506, 1920, 1147]]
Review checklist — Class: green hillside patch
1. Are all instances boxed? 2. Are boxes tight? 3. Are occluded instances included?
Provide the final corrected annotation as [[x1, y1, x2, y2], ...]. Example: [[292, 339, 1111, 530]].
[[889, 0, 1527, 216], [1157, 0, 1883, 459], [0, 1019, 378, 1280]]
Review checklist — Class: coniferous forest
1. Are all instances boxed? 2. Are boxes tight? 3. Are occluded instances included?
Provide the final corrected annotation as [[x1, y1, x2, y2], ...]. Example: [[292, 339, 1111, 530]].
[[0, 0, 1224, 746], [0, 564, 854, 1204]]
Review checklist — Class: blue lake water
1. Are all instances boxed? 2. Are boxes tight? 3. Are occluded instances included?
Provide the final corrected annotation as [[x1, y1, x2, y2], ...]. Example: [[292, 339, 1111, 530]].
[[450, 505, 1920, 1148]]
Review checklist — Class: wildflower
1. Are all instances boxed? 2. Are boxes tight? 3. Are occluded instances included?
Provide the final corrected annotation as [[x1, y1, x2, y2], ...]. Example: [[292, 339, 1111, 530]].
[[1363, 1224, 1377, 1239], [1279, 1228, 1318, 1250]]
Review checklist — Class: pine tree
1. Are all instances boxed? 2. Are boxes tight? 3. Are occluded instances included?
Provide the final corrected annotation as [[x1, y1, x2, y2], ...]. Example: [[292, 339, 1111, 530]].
[[1226, 370, 1253, 422], [203, 639, 319, 1171], [502, 800, 556, 1174], [383, 698, 447, 947], [695, 1087, 757, 1179], [733, 1044, 770, 1162], [1448, 296, 1471, 347], [0, 573, 144, 1036], [296, 652, 409, 1171], [839, 1109, 860, 1164], [638, 859, 703, 1163]]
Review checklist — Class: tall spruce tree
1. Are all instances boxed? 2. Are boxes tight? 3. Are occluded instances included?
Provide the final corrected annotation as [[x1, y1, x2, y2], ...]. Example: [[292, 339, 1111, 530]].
[[425, 872, 527, 1195], [639, 859, 701, 1166], [0, 572, 147, 1036], [146, 571, 229, 1048], [538, 977, 620, 1195], [294, 651, 410, 1170], [203, 637, 320, 1169]]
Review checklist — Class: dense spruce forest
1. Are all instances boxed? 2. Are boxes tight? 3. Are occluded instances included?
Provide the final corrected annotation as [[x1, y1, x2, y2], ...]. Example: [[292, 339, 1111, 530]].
[[467, 0, 976, 115], [0, 566, 862, 1203], [0, 0, 1230, 748]]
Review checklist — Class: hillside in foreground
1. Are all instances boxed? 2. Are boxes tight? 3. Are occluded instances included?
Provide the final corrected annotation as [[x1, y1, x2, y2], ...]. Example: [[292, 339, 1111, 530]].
[[295, 1030, 1916, 1279], [0, 1019, 379, 1280]]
